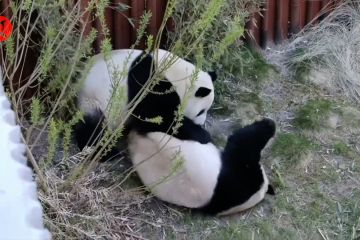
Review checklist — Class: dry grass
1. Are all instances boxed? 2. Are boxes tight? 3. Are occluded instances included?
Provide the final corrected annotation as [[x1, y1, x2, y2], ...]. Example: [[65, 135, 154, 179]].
[[37, 146, 185, 240], [265, 1, 360, 104]]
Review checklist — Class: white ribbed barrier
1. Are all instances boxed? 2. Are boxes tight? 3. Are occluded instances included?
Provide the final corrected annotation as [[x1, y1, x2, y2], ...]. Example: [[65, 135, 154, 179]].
[[0, 72, 51, 240]]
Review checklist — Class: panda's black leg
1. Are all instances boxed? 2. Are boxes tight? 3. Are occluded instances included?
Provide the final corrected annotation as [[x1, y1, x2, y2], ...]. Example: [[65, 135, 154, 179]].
[[73, 110, 124, 162]]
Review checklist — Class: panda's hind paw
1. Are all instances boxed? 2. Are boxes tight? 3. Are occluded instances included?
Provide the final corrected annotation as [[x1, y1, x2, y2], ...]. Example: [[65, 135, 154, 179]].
[[256, 118, 276, 137]]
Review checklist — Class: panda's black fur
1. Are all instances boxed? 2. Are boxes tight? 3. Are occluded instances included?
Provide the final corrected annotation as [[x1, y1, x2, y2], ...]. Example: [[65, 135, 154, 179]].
[[199, 118, 275, 214], [126, 53, 212, 144]]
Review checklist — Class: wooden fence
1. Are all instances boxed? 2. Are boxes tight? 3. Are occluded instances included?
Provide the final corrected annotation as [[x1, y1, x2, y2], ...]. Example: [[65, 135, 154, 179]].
[[81, 0, 339, 51], [0, 1, 339, 51], [0, 0, 340, 95], [247, 0, 339, 48]]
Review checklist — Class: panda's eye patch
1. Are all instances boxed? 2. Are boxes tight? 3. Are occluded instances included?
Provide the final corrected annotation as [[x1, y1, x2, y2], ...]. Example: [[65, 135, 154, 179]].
[[195, 87, 211, 98], [196, 109, 205, 117]]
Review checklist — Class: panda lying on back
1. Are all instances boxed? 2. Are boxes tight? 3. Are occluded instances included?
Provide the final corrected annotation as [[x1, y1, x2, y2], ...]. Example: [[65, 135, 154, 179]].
[[75, 49, 216, 160], [129, 118, 275, 215], [126, 53, 276, 215]]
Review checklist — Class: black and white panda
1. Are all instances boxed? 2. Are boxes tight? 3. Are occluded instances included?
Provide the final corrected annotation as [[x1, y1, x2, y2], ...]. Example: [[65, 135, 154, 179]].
[[124, 52, 276, 215], [75, 49, 216, 158], [128, 118, 275, 215]]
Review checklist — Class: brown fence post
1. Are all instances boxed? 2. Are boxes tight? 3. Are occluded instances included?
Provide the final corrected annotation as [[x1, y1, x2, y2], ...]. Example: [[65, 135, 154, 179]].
[[0, 0, 12, 19], [147, 0, 166, 46], [276, 0, 290, 43], [246, 12, 262, 48], [113, 0, 131, 49], [80, 0, 93, 38], [320, 0, 334, 19], [306, 0, 321, 25], [289, 0, 306, 35], [262, 0, 276, 47]]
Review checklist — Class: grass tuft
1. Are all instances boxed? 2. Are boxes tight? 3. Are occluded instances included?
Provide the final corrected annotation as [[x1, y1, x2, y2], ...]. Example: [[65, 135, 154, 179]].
[[293, 99, 332, 130], [333, 141, 351, 157], [265, 2, 360, 104], [272, 133, 313, 167]]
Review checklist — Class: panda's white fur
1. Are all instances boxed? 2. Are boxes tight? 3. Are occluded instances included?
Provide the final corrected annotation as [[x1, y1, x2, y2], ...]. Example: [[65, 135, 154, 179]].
[[128, 118, 275, 216], [128, 131, 221, 208], [78, 49, 215, 126]]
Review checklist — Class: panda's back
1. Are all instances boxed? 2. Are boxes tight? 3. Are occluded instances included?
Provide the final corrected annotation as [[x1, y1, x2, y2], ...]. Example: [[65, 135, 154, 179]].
[[78, 49, 143, 116]]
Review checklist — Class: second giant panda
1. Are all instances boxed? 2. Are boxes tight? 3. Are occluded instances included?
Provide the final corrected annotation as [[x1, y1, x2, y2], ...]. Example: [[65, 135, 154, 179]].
[[128, 117, 276, 216], [75, 49, 216, 160]]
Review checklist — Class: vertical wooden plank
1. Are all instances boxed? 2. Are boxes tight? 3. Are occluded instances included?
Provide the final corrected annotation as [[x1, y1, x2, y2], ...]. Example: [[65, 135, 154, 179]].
[[262, 0, 276, 47], [147, 0, 166, 45], [321, 0, 332, 8], [276, 0, 290, 43], [80, 0, 93, 38], [245, 12, 262, 48], [306, 0, 321, 25], [320, 0, 334, 19], [0, 0, 12, 19], [106, 4, 114, 46], [289, 0, 306, 35], [130, 0, 146, 49], [113, 0, 131, 49]]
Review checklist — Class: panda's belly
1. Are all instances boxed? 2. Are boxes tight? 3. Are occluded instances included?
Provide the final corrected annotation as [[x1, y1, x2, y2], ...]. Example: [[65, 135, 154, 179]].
[[128, 131, 221, 208]]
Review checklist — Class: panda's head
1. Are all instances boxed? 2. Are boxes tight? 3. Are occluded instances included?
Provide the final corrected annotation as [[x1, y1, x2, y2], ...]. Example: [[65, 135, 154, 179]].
[[201, 118, 276, 215], [154, 49, 216, 125], [186, 71, 216, 125]]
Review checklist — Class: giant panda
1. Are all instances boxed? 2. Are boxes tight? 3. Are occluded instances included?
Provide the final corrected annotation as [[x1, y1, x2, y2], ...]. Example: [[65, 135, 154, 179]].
[[75, 49, 216, 160], [124, 52, 276, 215], [128, 117, 276, 216]]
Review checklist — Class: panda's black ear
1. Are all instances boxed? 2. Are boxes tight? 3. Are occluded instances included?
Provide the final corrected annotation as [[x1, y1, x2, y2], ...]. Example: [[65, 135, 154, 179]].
[[208, 71, 217, 82]]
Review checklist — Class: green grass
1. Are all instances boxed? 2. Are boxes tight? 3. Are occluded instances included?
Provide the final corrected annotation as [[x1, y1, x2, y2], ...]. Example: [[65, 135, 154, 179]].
[[213, 46, 270, 96], [215, 46, 272, 84], [293, 99, 332, 130], [272, 133, 313, 167], [237, 47, 272, 82], [333, 141, 351, 157]]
